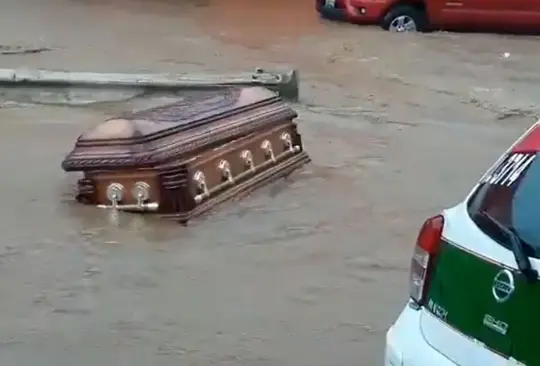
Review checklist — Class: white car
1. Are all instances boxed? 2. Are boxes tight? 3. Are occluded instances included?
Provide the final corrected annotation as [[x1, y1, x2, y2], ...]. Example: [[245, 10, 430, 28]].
[[385, 121, 540, 366]]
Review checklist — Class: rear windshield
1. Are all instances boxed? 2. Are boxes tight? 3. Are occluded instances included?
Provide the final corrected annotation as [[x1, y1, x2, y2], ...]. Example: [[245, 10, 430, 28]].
[[467, 152, 540, 258]]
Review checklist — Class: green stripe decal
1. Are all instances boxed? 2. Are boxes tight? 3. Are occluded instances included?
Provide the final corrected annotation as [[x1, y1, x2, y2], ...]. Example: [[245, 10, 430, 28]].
[[426, 240, 540, 364]]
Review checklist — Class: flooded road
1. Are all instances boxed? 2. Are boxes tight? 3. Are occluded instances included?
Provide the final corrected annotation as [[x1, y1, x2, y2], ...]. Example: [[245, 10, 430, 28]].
[[1, 0, 540, 365]]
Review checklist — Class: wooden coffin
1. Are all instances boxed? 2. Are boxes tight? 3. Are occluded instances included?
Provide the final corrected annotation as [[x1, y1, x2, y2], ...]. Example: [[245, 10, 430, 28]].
[[61, 87, 310, 223]]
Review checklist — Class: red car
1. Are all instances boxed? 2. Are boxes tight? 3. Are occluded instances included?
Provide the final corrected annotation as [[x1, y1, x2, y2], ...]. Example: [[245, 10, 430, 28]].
[[316, 0, 540, 33]]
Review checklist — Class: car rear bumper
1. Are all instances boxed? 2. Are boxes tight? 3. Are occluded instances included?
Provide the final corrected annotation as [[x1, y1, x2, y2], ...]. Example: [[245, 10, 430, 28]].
[[385, 303, 457, 366], [317, 6, 348, 21], [316, 0, 382, 23], [316, 0, 348, 21]]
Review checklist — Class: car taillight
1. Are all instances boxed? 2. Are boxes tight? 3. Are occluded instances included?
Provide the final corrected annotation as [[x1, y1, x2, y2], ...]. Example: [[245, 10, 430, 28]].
[[409, 214, 444, 305]]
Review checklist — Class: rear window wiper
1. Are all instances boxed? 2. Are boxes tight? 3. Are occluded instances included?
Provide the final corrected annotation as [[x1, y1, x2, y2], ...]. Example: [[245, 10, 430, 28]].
[[476, 210, 538, 283]]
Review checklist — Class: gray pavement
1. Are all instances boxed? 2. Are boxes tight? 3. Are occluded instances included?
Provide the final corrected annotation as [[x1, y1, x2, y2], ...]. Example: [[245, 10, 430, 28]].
[[0, 0, 539, 365]]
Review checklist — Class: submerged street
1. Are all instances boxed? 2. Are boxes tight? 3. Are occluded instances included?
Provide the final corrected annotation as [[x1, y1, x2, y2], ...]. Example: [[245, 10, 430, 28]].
[[0, 0, 539, 365]]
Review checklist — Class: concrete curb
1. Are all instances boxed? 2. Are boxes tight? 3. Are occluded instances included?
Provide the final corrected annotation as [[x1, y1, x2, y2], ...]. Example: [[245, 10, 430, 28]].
[[0, 67, 299, 101]]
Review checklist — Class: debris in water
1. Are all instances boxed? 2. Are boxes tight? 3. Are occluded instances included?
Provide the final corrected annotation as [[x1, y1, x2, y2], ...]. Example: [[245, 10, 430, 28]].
[[0, 45, 53, 55]]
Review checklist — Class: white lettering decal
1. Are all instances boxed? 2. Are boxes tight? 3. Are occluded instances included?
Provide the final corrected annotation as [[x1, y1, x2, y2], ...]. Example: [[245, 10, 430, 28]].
[[489, 154, 521, 185], [504, 154, 535, 186], [494, 153, 526, 185], [427, 299, 448, 321], [481, 153, 535, 186], [483, 314, 508, 335]]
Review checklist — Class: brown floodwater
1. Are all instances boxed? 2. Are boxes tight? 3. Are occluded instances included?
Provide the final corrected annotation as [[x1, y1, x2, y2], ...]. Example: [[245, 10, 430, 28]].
[[0, 0, 539, 365]]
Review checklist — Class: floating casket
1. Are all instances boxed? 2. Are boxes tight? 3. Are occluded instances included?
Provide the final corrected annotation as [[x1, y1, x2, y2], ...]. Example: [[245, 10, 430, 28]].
[[61, 87, 310, 223]]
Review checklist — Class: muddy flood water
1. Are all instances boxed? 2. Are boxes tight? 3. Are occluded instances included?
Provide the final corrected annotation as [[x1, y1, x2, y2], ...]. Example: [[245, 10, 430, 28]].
[[0, 0, 539, 365]]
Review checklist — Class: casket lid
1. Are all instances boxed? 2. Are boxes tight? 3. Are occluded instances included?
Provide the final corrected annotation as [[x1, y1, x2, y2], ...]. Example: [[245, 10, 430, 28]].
[[77, 86, 280, 145], [61, 86, 297, 171]]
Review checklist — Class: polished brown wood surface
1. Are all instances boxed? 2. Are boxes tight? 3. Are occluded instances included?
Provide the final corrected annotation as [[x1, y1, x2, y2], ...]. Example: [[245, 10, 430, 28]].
[[62, 86, 310, 223]]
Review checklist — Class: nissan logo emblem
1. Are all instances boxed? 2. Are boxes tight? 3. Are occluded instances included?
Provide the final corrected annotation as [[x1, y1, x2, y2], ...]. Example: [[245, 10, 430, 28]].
[[492, 269, 515, 303]]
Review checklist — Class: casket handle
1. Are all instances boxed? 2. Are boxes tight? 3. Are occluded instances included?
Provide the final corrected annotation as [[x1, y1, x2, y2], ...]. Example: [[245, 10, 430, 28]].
[[106, 182, 125, 208], [193, 137, 302, 205], [280, 132, 301, 154], [132, 181, 151, 207], [240, 149, 255, 172], [218, 159, 235, 184], [193, 171, 210, 204], [99, 182, 159, 212], [261, 140, 276, 162]]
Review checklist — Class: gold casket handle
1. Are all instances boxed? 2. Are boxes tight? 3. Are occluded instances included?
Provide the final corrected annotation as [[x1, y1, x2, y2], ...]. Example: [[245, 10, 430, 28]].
[[218, 159, 235, 184], [193, 171, 210, 204], [261, 140, 276, 162]]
